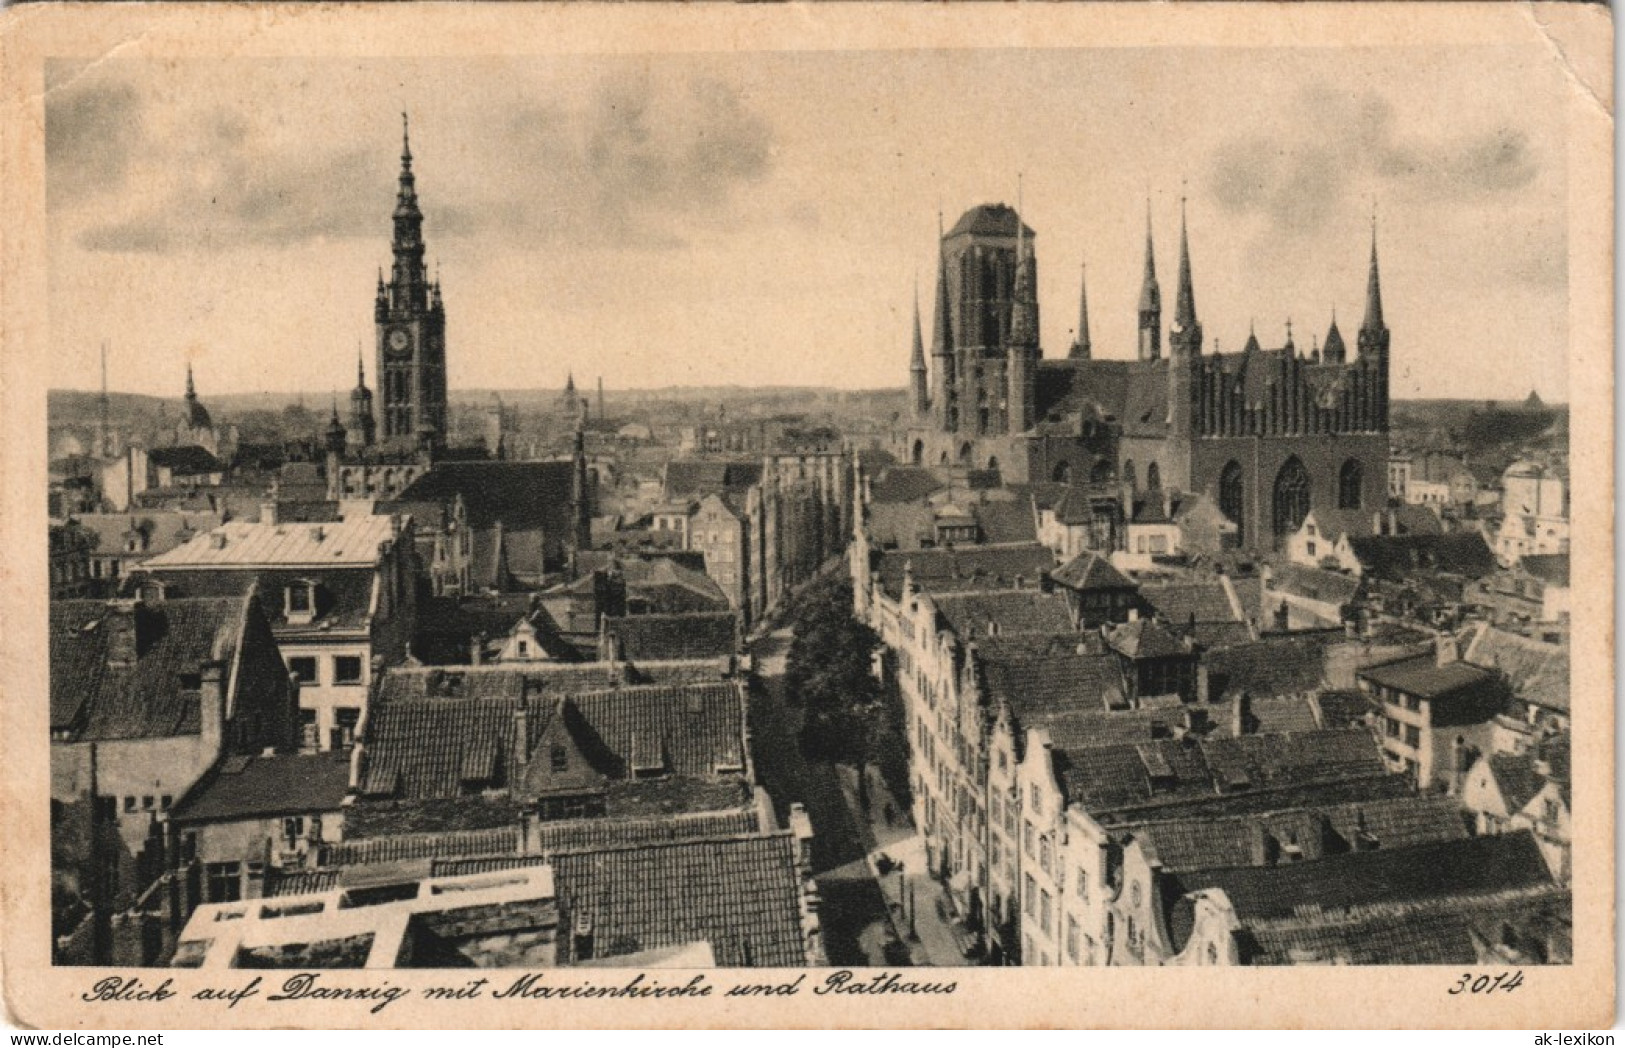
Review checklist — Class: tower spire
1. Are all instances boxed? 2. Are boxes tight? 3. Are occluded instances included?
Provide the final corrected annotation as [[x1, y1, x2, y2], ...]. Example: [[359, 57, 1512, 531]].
[[1137, 197, 1162, 360], [1361, 208, 1386, 335], [185, 362, 196, 399], [910, 281, 926, 371], [1174, 194, 1198, 335], [1070, 259, 1092, 360], [401, 111, 412, 166]]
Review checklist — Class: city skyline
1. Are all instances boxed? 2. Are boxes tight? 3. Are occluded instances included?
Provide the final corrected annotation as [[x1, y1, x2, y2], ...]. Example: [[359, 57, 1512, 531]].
[[48, 48, 1569, 401]]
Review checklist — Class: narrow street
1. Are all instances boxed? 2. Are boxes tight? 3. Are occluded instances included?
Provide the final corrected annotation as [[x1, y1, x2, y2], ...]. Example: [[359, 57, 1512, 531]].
[[748, 626, 977, 968]]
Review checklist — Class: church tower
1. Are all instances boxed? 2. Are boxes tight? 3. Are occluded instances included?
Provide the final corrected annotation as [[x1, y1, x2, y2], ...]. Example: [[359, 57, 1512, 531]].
[[1069, 261, 1092, 360], [1137, 203, 1162, 361], [908, 288, 929, 421], [1006, 211, 1039, 435], [375, 113, 447, 450], [1357, 216, 1391, 430], [929, 217, 956, 433], [348, 348, 377, 450]]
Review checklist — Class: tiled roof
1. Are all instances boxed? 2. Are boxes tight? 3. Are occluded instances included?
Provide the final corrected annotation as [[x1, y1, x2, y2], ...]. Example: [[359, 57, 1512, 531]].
[[868, 467, 945, 504], [148, 445, 222, 475], [71, 512, 226, 560], [1486, 752, 1550, 814], [1464, 625, 1568, 713], [603, 613, 737, 662], [171, 751, 350, 823], [132, 566, 377, 634], [359, 673, 747, 802], [1058, 728, 1387, 816], [978, 648, 1131, 726], [1168, 831, 1553, 936], [1052, 552, 1136, 592], [1307, 507, 1442, 544], [50, 596, 248, 740], [320, 825, 522, 866], [1240, 884, 1571, 966], [1266, 563, 1361, 606], [1519, 554, 1570, 588], [1204, 631, 1341, 699], [142, 516, 399, 568], [1030, 359, 1171, 439], [663, 460, 762, 500], [975, 499, 1038, 544], [394, 461, 577, 533], [1347, 533, 1497, 582], [437, 832, 809, 967], [874, 543, 1055, 600], [932, 589, 1074, 639], [1121, 794, 1468, 874], [1140, 581, 1240, 624], [866, 503, 938, 550], [1357, 655, 1496, 699], [528, 808, 763, 853], [1106, 619, 1188, 660]]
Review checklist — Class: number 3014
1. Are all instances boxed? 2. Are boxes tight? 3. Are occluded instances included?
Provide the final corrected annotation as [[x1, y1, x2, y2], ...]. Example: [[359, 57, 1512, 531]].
[[1450, 971, 1524, 994]]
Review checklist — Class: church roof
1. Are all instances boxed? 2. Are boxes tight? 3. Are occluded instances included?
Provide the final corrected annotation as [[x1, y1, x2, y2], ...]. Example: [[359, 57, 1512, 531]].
[[946, 203, 1034, 240]]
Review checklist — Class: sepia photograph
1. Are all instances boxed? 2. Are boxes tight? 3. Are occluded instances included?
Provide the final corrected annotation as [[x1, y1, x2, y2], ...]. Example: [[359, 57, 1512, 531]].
[[0, 1, 1613, 1030]]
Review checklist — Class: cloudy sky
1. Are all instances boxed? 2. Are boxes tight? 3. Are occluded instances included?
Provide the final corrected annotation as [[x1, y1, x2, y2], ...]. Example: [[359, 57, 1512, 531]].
[[46, 46, 1569, 400]]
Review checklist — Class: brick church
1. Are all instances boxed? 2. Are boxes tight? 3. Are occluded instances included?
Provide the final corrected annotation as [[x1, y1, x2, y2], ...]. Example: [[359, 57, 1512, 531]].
[[898, 201, 1392, 551]]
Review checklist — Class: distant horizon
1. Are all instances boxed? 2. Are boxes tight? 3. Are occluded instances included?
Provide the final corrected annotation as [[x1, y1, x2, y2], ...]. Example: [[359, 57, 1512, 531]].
[[47, 50, 1571, 402]]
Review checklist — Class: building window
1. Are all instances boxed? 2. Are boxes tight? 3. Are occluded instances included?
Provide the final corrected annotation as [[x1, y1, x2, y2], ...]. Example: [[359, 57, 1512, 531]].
[[299, 709, 319, 751], [282, 816, 305, 841], [286, 581, 314, 616], [288, 656, 318, 684], [1030, 784, 1041, 815], [1220, 460, 1245, 545], [1023, 821, 1035, 858], [1066, 916, 1081, 961], [551, 745, 569, 772], [333, 655, 363, 685], [1040, 891, 1053, 934], [1023, 874, 1036, 916], [1039, 836, 1052, 874], [1273, 456, 1312, 543], [331, 707, 360, 750], [1076, 867, 1088, 899], [122, 796, 136, 813], [206, 862, 242, 903]]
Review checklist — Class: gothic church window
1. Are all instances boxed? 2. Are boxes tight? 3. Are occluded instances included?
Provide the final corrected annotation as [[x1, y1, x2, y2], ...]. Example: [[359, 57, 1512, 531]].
[[1273, 456, 1312, 544], [1220, 460, 1245, 546], [1339, 459, 1364, 510], [1147, 463, 1161, 491], [1052, 462, 1071, 485], [1123, 461, 1136, 492]]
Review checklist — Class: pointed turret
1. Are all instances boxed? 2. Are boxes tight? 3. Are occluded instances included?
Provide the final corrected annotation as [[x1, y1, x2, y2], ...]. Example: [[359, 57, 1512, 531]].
[[185, 363, 196, 400], [1137, 200, 1161, 361], [1243, 320, 1261, 356], [1358, 214, 1390, 359], [1070, 259, 1092, 360], [1169, 197, 1202, 359], [909, 285, 929, 419], [1324, 307, 1347, 363], [348, 345, 376, 450]]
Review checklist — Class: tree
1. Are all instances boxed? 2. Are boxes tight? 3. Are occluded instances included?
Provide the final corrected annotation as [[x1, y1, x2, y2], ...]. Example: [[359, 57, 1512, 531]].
[[784, 575, 883, 767]]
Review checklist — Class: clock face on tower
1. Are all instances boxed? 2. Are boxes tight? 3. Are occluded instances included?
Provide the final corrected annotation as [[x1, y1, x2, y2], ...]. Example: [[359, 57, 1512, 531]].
[[387, 328, 411, 357]]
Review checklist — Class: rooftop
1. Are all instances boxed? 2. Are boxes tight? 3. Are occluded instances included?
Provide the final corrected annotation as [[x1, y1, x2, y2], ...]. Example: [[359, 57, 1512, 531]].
[[171, 751, 351, 823], [142, 516, 401, 569]]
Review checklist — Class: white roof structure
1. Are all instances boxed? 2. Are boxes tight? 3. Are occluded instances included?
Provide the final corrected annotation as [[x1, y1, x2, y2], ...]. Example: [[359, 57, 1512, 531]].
[[143, 516, 403, 570]]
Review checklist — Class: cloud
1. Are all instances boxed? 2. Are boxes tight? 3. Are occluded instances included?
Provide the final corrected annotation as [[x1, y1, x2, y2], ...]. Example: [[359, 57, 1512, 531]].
[[62, 69, 776, 255], [45, 74, 144, 207], [1204, 86, 1541, 236]]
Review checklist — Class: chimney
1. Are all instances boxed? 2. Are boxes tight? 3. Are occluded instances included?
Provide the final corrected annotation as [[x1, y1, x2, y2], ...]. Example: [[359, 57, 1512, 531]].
[[511, 694, 531, 787], [199, 659, 227, 754], [210, 532, 228, 550], [1388, 508, 1399, 535], [1373, 511, 1383, 536], [310, 525, 326, 543], [1248, 822, 1279, 866], [789, 802, 816, 869], [1435, 632, 1458, 667], [1196, 662, 1210, 705], [469, 632, 485, 666], [104, 599, 148, 667], [1230, 691, 1250, 737], [1127, 606, 1139, 623], [1039, 570, 1054, 594], [261, 500, 279, 525]]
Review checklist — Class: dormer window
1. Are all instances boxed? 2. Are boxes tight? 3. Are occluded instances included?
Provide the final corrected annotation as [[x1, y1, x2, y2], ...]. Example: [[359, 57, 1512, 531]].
[[285, 580, 316, 624]]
